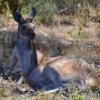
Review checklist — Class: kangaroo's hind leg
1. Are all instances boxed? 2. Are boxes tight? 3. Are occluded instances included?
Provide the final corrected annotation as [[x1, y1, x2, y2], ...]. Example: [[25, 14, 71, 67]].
[[43, 66, 65, 90]]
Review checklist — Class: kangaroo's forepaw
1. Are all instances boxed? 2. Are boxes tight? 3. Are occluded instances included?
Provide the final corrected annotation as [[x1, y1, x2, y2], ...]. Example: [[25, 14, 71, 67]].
[[5, 70, 11, 77]]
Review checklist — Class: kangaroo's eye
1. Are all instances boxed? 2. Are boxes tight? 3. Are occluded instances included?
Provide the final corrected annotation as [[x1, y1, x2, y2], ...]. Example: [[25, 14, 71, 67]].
[[22, 26, 26, 29]]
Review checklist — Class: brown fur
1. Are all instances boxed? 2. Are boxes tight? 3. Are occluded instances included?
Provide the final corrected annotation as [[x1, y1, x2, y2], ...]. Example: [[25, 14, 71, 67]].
[[36, 50, 100, 88]]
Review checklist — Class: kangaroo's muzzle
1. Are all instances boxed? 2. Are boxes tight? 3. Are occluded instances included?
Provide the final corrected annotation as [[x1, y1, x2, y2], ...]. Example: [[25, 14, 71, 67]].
[[29, 32, 36, 39]]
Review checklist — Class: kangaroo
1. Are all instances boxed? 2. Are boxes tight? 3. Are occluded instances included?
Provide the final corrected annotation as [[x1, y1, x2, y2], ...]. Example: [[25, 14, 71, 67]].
[[7, 7, 37, 85], [8, 8, 100, 93]]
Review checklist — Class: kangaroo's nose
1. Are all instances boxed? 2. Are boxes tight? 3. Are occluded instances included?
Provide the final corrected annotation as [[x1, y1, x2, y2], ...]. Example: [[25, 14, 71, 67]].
[[28, 29, 36, 39], [30, 33, 35, 37]]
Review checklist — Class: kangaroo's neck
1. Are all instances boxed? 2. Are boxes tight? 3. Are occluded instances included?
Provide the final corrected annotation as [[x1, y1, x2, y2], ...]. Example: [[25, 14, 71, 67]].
[[17, 35, 31, 49], [17, 26, 30, 48]]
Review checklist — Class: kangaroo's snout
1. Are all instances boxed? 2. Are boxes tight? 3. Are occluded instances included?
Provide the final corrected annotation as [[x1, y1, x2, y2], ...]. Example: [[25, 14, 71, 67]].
[[29, 32, 36, 39], [27, 23, 36, 39]]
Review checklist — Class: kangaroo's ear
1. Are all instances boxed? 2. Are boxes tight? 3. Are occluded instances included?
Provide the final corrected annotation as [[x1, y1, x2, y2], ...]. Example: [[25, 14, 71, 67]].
[[12, 12, 24, 23], [28, 7, 36, 21]]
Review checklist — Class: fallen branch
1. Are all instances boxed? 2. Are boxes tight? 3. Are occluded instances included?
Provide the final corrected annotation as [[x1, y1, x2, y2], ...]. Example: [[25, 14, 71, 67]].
[[44, 4, 81, 14], [77, 45, 100, 48], [57, 4, 81, 14]]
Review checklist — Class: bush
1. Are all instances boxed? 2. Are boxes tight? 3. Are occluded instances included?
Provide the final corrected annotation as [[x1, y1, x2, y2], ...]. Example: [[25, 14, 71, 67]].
[[21, 0, 57, 25], [0, 0, 100, 25]]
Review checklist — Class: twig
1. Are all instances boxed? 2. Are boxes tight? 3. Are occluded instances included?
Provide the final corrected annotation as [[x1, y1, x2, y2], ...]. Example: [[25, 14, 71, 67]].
[[57, 4, 81, 14], [69, 89, 83, 97], [0, 27, 8, 33], [44, 4, 81, 14]]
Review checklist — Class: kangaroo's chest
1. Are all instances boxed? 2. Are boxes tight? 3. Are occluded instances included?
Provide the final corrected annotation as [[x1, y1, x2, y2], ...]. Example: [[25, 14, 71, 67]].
[[15, 47, 35, 73], [17, 49, 30, 63]]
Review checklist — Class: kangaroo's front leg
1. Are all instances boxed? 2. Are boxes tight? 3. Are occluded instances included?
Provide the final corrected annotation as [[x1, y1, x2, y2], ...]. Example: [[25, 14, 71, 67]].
[[7, 51, 18, 77], [22, 51, 37, 83], [17, 51, 37, 86]]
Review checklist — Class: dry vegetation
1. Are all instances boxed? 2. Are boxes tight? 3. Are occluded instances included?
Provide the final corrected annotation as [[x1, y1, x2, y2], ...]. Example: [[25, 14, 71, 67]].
[[0, 1, 100, 100]]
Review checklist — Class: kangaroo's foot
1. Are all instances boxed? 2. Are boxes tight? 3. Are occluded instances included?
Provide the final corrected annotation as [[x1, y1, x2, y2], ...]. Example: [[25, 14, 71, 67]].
[[42, 83, 67, 93]]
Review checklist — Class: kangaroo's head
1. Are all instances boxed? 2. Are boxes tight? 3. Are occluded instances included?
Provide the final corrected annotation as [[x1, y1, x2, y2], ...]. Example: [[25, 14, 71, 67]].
[[12, 7, 36, 40]]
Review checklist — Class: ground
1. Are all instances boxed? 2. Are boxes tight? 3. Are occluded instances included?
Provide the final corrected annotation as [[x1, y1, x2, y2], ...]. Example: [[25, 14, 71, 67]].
[[0, 15, 100, 100]]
